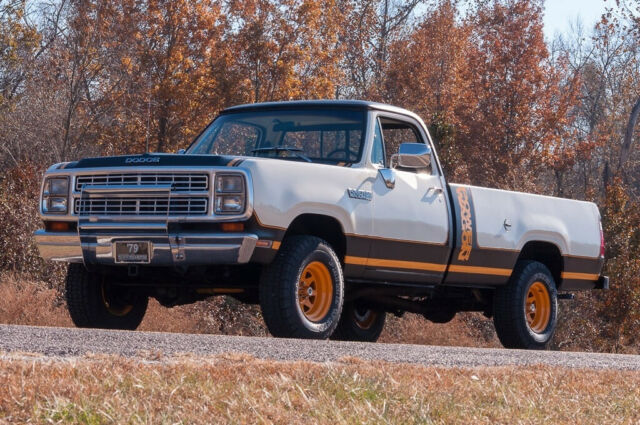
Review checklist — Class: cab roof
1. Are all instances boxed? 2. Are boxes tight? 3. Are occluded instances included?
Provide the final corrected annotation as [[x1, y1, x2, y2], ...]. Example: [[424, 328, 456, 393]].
[[221, 100, 423, 122]]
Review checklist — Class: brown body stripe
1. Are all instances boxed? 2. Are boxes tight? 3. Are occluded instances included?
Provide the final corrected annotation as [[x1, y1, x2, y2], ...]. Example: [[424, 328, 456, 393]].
[[249, 214, 602, 285]]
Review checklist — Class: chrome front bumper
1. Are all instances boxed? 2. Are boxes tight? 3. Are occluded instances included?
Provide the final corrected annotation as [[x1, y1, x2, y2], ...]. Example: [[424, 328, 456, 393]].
[[34, 228, 258, 265]]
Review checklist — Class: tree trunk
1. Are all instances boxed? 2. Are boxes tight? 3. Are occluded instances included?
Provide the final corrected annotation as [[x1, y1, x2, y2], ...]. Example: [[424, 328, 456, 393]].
[[156, 101, 168, 153], [555, 169, 564, 197], [618, 95, 640, 172]]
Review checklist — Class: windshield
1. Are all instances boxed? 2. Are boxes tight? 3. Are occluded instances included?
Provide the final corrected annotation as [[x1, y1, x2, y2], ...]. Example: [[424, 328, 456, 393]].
[[188, 109, 366, 164]]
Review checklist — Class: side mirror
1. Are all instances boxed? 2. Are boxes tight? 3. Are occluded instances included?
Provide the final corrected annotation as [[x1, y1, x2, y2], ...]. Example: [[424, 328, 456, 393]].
[[392, 143, 432, 169], [177, 149, 186, 155]]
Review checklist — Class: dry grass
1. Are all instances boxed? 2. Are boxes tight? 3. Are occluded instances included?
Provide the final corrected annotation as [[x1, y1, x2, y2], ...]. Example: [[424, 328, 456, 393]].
[[0, 273, 72, 327], [380, 312, 501, 348], [0, 353, 639, 424], [0, 272, 268, 336]]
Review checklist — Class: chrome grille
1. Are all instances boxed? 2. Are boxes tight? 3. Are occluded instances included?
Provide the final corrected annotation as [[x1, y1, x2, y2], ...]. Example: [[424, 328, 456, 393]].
[[75, 173, 208, 192], [74, 197, 208, 216]]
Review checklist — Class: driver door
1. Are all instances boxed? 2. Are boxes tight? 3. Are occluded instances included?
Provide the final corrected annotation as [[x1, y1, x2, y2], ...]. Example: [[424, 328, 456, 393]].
[[365, 115, 451, 284]]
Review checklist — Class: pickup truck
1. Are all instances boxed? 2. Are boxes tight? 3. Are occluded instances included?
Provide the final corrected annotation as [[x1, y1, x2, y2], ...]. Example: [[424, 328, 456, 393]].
[[35, 100, 608, 349]]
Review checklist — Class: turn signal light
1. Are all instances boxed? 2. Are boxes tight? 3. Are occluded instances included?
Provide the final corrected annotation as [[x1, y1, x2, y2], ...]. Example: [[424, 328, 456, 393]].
[[221, 222, 244, 232], [47, 221, 70, 232]]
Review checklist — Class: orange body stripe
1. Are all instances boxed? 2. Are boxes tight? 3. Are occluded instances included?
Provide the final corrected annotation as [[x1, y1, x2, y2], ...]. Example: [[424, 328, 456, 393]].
[[345, 256, 513, 276], [344, 256, 447, 272], [561, 272, 598, 281], [448, 264, 512, 276]]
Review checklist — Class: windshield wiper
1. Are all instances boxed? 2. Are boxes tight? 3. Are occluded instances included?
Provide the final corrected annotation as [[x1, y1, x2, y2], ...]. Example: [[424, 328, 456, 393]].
[[251, 146, 312, 163]]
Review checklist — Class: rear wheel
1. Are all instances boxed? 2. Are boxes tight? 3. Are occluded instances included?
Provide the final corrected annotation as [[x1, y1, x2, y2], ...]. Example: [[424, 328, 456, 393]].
[[259, 235, 344, 339], [65, 263, 148, 330], [493, 260, 557, 349], [332, 302, 386, 342]]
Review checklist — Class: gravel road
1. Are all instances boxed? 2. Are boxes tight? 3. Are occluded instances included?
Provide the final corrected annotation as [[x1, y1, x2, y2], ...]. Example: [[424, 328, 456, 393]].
[[1, 324, 638, 370]]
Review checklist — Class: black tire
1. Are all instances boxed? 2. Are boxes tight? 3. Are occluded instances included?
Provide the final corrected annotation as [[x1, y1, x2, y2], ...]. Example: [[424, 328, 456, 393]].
[[493, 260, 558, 349], [259, 235, 344, 339], [332, 301, 386, 342], [65, 263, 148, 330]]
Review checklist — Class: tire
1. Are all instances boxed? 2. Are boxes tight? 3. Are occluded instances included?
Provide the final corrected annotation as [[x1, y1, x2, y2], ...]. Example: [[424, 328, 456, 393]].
[[65, 263, 148, 330], [493, 260, 558, 349], [332, 301, 386, 342], [259, 235, 344, 339]]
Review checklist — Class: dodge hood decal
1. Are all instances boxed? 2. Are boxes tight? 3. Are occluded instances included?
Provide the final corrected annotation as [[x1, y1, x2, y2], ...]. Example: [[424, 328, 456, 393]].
[[63, 153, 241, 169]]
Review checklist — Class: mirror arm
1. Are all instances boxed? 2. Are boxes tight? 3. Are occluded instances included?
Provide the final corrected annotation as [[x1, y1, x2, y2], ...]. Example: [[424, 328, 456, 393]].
[[378, 168, 396, 189]]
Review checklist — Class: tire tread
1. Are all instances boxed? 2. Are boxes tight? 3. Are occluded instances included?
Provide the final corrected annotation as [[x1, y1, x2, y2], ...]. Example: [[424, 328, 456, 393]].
[[493, 260, 557, 349], [259, 235, 343, 339]]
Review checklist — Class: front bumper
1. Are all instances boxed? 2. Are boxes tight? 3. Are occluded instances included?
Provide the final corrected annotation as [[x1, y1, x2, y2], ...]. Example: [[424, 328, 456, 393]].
[[34, 228, 258, 265]]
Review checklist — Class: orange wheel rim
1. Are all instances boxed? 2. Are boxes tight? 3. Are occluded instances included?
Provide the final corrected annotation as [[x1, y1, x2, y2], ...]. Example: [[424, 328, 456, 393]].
[[101, 282, 133, 317], [354, 308, 377, 330], [298, 261, 333, 322], [525, 281, 551, 333]]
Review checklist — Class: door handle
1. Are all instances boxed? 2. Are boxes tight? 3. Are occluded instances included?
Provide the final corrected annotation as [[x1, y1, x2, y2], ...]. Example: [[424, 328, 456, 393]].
[[428, 187, 443, 195]]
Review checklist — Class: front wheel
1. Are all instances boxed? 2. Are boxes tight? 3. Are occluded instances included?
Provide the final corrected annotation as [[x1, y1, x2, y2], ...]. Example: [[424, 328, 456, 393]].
[[65, 263, 148, 330], [332, 302, 386, 342], [259, 235, 344, 339], [493, 260, 558, 349]]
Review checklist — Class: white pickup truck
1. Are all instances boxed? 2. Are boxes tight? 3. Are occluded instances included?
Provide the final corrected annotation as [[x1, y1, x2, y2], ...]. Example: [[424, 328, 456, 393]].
[[35, 100, 607, 349]]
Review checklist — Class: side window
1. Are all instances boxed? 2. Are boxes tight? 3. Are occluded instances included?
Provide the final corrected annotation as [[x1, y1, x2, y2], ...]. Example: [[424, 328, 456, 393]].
[[378, 116, 432, 173], [371, 119, 385, 166], [379, 117, 422, 163]]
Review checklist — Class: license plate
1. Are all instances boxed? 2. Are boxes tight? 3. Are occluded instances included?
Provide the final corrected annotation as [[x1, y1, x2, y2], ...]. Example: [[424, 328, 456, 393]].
[[114, 241, 150, 263]]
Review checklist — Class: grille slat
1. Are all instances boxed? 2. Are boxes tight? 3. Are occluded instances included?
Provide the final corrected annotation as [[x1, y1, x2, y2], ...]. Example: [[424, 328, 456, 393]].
[[75, 173, 208, 192], [74, 172, 209, 216], [75, 197, 208, 216]]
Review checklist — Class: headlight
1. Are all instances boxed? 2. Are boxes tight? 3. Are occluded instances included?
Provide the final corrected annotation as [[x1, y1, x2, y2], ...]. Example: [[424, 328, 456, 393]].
[[214, 174, 245, 214], [42, 197, 68, 213], [44, 177, 69, 196], [215, 195, 244, 213], [216, 175, 244, 193], [42, 176, 69, 214]]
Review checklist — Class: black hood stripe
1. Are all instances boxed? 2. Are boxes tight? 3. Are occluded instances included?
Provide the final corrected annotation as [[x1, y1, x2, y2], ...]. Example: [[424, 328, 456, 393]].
[[63, 154, 242, 169]]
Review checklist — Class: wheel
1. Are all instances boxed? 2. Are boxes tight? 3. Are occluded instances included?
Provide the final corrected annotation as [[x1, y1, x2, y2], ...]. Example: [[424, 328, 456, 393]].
[[65, 263, 148, 330], [332, 301, 386, 342], [259, 235, 344, 339], [493, 260, 558, 349]]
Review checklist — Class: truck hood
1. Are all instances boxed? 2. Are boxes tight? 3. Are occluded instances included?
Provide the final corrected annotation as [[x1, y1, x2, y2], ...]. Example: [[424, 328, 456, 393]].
[[61, 153, 241, 169]]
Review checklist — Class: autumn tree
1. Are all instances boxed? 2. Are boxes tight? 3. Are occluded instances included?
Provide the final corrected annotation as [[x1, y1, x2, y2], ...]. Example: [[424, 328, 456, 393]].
[[86, 0, 226, 154], [221, 0, 346, 104], [608, 0, 640, 184], [340, 0, 425, 99], [0, 0, 40, 109], [383, 0, 472, 178], [453, 0, 580, 190]]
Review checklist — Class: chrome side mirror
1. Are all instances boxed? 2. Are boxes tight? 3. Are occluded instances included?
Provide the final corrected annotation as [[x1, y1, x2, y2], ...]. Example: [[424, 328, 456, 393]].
[[391, 143, 431, 169], [177, 149, 186, 155], [378, 168, 395, 189]]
